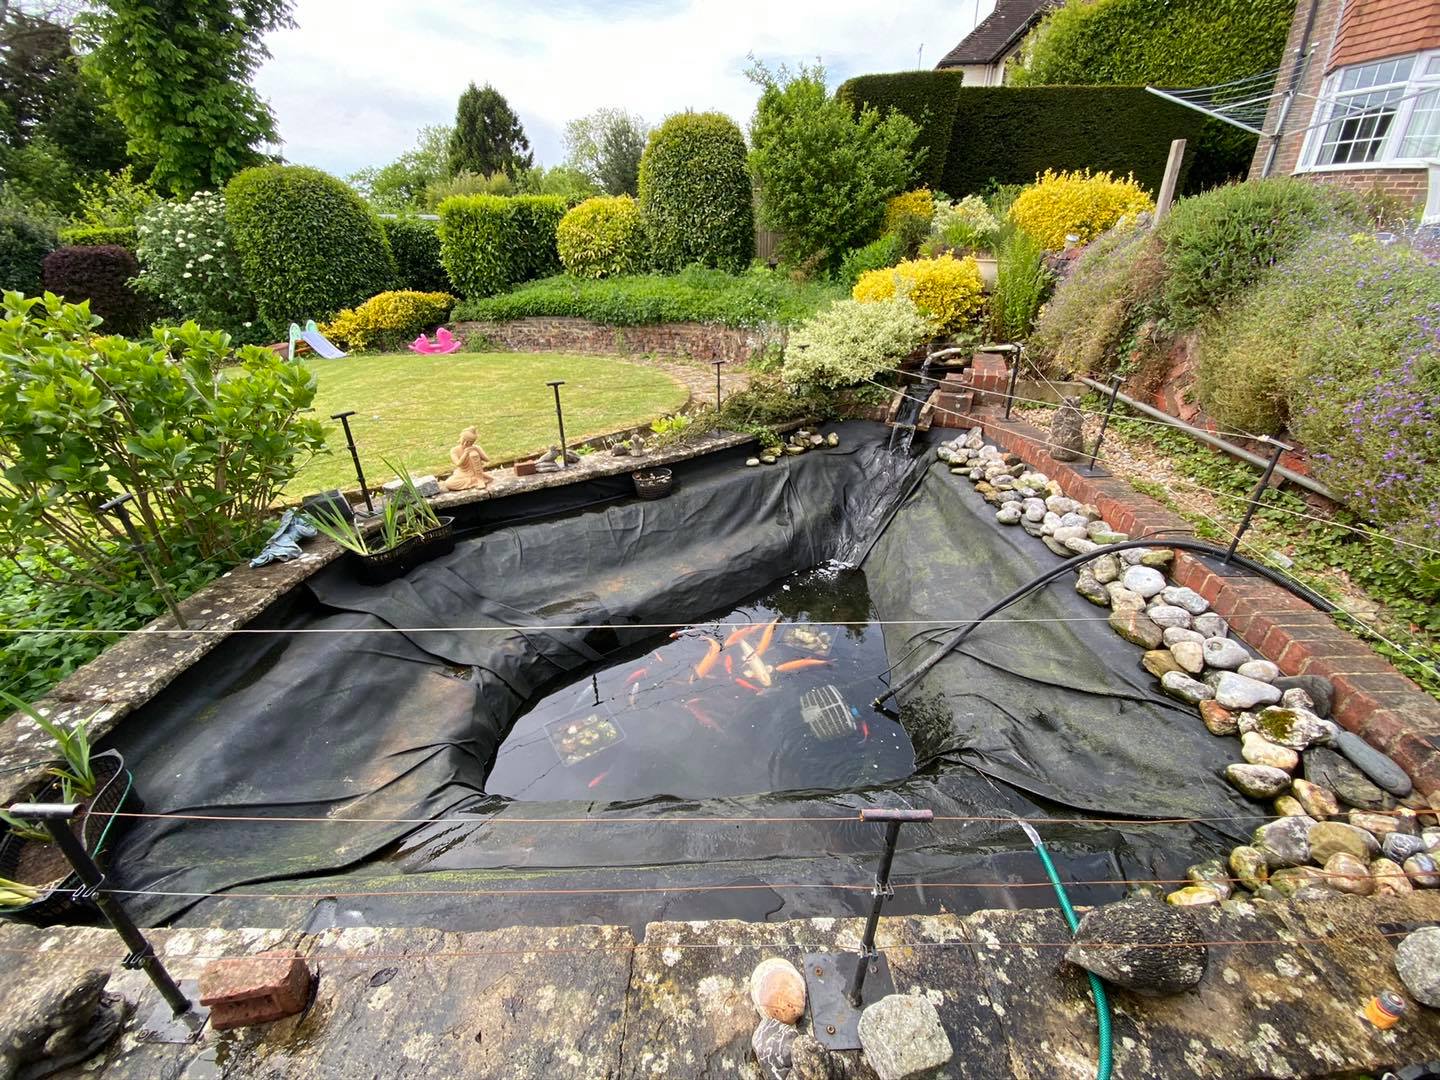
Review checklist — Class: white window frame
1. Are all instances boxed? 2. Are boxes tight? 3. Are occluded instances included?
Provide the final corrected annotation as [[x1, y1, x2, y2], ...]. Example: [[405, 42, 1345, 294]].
[[1296, 48, 1440, 172]]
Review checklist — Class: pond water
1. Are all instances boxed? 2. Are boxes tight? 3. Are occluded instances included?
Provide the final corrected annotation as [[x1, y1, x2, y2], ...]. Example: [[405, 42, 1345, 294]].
[[485, 564, 916, 801]]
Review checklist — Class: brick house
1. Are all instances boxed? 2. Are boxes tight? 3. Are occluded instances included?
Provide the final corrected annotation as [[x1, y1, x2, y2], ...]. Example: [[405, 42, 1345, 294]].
[[1250, 0, 1440, 215], [934, 0, 1057, 86]]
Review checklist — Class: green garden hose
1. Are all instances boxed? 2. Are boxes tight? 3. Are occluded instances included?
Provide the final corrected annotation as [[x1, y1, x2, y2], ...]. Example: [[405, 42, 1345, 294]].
[[1018, 819, 1114, 1080]]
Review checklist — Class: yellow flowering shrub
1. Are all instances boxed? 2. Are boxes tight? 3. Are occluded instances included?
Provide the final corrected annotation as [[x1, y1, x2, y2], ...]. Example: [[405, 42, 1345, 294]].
[[323, 290, 455, 352], [557, 195, 647, 279], [852, 254, 984, 335], [1009, 168, 1154, 250], [882, 189, 935, 237]]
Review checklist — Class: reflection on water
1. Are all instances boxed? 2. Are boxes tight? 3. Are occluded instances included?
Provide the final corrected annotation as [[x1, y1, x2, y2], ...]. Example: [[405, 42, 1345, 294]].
[[486, 565, 916, 801]]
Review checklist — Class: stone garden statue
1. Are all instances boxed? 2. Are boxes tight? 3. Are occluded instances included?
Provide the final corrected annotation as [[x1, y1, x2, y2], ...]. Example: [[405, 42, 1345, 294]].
[[440, 427, 492, 492], [1049, 396, 1085, 462]]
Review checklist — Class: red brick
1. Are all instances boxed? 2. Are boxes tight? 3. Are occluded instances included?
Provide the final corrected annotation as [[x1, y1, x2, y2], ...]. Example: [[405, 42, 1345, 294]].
[[199, 950, 311, 1031]]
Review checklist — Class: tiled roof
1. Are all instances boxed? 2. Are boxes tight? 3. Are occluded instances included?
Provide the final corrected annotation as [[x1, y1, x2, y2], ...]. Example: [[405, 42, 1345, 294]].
[[935, 0, 1057, 68]]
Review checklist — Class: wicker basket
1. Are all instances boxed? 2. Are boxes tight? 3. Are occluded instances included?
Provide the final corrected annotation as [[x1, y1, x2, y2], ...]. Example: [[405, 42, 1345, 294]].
[[0, 749, 139, 926], [632, 469, 673, 500], [346, 516, 456, 585]]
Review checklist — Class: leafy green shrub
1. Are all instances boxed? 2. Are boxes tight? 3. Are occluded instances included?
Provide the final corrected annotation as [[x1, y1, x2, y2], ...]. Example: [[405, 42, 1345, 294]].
[[41, 244, 144, 336], [70, 167, 158, 231], [782, 297, 930, 389], [382, 216, 450, 293], [0, 292, 327, 593], [1157, 178, 1359, 329], [1028, 223, 1161, 376], [749, 63, 917, 270], [453, 267, 843, 329], [0, 208, 58, 293], [438, 194, 566, 298], [639, 111, 753, 272], [135, 190, 261, 343], [1195, 231, 1440, 440], [557, 195, 647, 278], [839, 235, 905, 288], [58, 225, 138, 250], [853, 254, 985, 335], [835, 70, 964, 189], [226, 165, 397, 335], [1010, 168, 1155, 250], [322, 290, 455, 352], [989, 228, 1053, 341]]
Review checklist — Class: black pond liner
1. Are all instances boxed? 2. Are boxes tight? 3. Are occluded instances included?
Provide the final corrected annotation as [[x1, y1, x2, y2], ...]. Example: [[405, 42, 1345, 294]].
[[100, 421, 1258, 932]]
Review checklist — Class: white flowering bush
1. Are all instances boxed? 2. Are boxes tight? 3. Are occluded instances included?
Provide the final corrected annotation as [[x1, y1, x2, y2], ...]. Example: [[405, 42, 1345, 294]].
[[781, 296, 930, 389], [135, 191, 263, 344]]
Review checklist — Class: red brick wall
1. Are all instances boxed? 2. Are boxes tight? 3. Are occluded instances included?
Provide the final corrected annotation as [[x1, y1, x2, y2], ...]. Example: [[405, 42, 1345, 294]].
[[1299, 166, 1431, 203], [1331, 0, 1440, 70], [451, 317, 782, 364]]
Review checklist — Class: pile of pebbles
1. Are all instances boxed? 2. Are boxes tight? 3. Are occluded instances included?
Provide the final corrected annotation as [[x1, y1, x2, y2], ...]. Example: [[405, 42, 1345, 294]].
[[938, 428, 1438, 907]]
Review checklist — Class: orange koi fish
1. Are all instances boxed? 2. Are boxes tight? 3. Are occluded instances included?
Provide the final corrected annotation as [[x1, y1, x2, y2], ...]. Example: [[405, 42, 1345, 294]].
[[860, 721, 870, 742], [724, 654, 734, 676], [652, 651, 665, 663], [684, 698, 721, 731], [588, 769, 610, 788], [775, 659, 832, 673], [754, 618, 781, 658], [624, 667, 649, 686], [694, 638, 722, 679], [735, 677, 762, 694], [723, 624, 762, 648]]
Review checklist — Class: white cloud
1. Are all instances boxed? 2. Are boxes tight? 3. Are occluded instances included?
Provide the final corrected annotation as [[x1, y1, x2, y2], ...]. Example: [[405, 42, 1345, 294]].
[[254, 0, 995, 176]]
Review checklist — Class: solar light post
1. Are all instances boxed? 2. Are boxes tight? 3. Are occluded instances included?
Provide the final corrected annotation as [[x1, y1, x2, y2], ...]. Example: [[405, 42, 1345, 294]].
[[330, 411, 374, 514], [1225, 436, 1291, 565], [1088, 373, 1125, 471], [98, 494, 187, 630], [548, 380, 568, 467], [712, 360, 725, 410]]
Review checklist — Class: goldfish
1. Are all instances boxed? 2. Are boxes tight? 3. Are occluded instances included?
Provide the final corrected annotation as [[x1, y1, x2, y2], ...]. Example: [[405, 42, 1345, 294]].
[[624, 667, 648, 686], [754, 617, 781, 657], [684, 698, 721, 731], [723, 624, 762, 648], [738, 640, 772, 687], [735, 677, 762, 693], [774, 658, 832, 673], [652, 651, 665, 663], [694, 638, 722, 679], [860, 721, 870, 743], [724, 654, 734, 676], [588, 769, 610, 788]]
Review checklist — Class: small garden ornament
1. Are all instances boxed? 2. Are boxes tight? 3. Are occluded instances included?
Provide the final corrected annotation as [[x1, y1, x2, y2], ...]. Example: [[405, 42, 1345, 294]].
[[440, 427, 492, 492], [1049, 395, 1085, 462], [409, 327, 462, 355]]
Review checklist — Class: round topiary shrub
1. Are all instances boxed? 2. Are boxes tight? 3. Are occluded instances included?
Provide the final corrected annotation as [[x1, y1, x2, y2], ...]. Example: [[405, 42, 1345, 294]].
[[638, 112, 754, 273], [0, 209, 58, 294], [226, 165, 397, 336], [322, 290, 456, 352], [557, 195, 647, 278], [41, 244, 145, 336], [382, 216, 451, 293], [853, 253, 985, 335]]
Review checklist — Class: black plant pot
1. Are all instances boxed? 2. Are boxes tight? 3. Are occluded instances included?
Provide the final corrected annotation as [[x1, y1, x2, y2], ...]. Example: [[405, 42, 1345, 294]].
[[0, 749, 140, 926], [345, 516, 456, 586]]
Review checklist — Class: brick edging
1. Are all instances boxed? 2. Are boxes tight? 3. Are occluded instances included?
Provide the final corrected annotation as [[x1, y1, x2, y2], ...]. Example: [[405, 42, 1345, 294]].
[[956, 408, 1440, 797]]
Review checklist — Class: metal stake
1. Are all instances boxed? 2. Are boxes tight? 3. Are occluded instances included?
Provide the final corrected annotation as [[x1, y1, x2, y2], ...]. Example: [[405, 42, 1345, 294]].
[[547, 381, 568, 467], [1003, 348, 1022, 421], [1088, 373, 1124, 471], [850, 807, 933, 1005], [330, 411, 374, 514], [711, 360, 725, 411], [1224, 436, 1291, 565], [98, 494, 187, 630], [10, 802, 206, 1038]]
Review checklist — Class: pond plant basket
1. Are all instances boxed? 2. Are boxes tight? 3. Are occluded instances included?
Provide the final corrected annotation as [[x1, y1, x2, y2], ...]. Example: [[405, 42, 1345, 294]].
[[632, 469, 673, 500], [346, 516, 456, 586], [0, 748, 139, 926]]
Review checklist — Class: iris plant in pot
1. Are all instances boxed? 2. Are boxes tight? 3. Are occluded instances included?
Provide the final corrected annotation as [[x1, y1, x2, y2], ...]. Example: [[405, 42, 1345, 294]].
[[0, 693, 139, 925], [308, 463, 455, 585]]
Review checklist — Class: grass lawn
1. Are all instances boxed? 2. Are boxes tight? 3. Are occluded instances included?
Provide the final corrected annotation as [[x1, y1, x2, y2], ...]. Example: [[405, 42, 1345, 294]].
[[289, 351, 691, 494]]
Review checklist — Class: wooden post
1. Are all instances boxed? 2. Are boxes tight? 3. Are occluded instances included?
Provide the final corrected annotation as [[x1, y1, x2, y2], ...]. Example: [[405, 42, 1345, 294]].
[[1153, 138, 1187, 226]]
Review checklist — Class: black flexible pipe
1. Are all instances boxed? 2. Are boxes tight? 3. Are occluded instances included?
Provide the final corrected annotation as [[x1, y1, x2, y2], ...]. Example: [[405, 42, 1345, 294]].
[[872, 538, 1335, 709]]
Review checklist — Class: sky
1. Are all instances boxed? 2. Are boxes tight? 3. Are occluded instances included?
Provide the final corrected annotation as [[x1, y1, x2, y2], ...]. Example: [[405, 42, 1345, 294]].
[[254, 0, 998, 178]]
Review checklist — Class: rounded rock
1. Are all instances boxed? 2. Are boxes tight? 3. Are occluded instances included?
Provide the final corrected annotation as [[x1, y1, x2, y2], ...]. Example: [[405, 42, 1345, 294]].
[[1166, 885, 1223, 906], [1253, 816, 1315, 868], [1198, 700, 1238, 736], [1242, 706, 1328, 750], [1163, 626, 1205, 647], [1121, 565, 1166, 599], [1384, 832, 1426, 863], [1161, 671, 1213, 705], [1106, 583, 1145, 611], [1159, 586, 1208, 615], [1333, 730, 1413, 797], [1308, 821, 1380, 863], [750, 957, 806, 1024], [1186, 859, 1233, 900], [1142, 650, 1181, 678], [1397, 927, 1440, 1006], [996, 504, 1023, 525], [1065, 898, 1207, 996], [1372, 856, 1413, 897], [1273, 675, 1334, 718], [1193, 613, 1228, 639], [1241, 732, 1298, 772], [1237, 659, 1280, 683], [1170, 640, 1205, 674], [1304, 747, 1397, 812], [1210, 672, 1282, 711], [1321, 852, 1373, 895], [1229, 846, 1269, 891], [1146, 604, 1193, 630], [745, 457, 761, 467], [1202, 638, 1251, 671], [1405, 853, 1440, 888], [1090, 553, 1120, 583], [1225, 763, 1292, 799], [1110, 608, 1164, 650], [1274, 795, 1307, 817], [1291, 779, 1340, 820]]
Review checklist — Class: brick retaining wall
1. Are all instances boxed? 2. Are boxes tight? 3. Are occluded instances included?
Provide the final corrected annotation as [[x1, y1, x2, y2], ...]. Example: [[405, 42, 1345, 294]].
[[452, 317, 781, 364], [945, 405, 1440, 798]]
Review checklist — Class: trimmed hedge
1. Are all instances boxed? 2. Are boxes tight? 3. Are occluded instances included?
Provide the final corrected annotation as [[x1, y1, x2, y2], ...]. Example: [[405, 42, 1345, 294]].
[[0, 210, 58, 294], [58, 225, 138, 250], [382, 216, 450, 293], [438, 194, 566, 298], [638, 112, 754, 273], [41, 244, 144, 335], [835, 78, 1205, 198], [226, 165, 397, 335], [836, 71, 964, 189]]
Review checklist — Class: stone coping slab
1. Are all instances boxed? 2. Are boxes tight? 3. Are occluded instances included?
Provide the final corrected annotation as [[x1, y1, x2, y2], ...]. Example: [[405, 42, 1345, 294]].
[[5, 893, 1440, 1078]]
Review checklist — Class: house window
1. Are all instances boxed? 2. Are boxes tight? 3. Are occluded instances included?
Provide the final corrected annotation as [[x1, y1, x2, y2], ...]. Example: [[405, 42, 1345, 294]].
[[1303, 50, 1440, 169]]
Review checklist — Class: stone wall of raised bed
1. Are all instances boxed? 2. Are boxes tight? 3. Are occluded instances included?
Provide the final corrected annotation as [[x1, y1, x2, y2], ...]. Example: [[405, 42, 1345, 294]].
[[451, 317, 780, 364]]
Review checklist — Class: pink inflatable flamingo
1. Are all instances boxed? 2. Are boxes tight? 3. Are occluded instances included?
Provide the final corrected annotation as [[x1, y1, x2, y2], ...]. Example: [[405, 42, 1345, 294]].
[[409, 327, 463, 355]]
